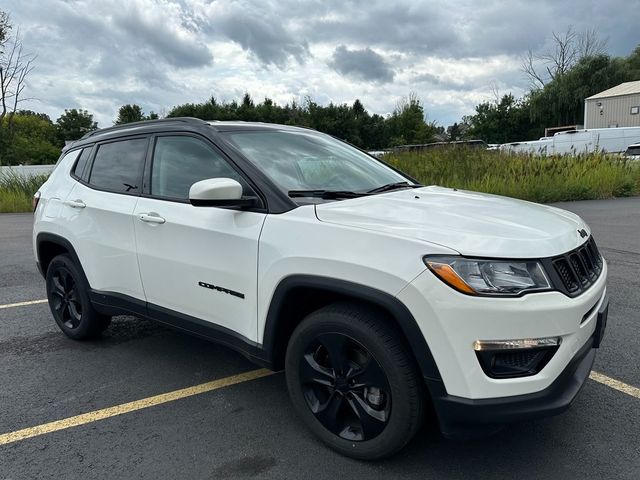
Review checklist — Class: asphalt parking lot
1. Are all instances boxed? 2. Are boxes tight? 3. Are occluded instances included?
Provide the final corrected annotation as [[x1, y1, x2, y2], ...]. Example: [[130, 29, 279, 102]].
[[1, 197, 639, 479]]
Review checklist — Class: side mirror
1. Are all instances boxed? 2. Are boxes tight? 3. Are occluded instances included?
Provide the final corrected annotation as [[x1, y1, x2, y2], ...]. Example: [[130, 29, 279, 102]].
[[189, 178, 257, 208]]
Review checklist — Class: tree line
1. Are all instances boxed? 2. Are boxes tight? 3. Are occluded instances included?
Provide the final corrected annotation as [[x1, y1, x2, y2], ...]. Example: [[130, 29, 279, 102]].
[[465, 29, 640, 144], [0, 94, 441, 165]]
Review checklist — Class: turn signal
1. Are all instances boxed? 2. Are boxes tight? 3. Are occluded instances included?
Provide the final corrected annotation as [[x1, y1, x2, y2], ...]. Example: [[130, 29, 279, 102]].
[[426, 261, 476, 295]]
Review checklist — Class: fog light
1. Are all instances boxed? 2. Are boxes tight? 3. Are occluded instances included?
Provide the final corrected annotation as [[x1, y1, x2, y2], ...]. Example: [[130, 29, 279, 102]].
[[474, 337, 561, 378], [473, 337, 561, 351]]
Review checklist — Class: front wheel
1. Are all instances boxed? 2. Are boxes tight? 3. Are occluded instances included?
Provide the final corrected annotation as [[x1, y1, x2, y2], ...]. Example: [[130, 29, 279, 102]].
[[46, 254, 111, 340], [285, 302, 424, 460]]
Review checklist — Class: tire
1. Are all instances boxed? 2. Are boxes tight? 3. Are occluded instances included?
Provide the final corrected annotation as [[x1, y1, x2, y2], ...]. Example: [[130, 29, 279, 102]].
[[285, 302, 424, 460], [45, 254, 111, 340]]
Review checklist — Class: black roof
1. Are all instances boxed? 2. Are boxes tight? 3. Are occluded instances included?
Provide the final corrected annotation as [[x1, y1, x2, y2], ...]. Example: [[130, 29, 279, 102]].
[[64, 118, 312, 152], [74, 117, 310, 144], [78, 117, 209, 140]]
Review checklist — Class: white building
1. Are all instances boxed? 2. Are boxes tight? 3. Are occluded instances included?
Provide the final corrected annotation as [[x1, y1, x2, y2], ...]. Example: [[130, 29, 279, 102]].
[[584, 81, 640, 129]]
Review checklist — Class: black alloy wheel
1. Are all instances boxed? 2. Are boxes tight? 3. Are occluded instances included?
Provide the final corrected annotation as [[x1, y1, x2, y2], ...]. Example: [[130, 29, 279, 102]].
[[46, 254, 111, 340], [300, 332, 391, 442], [286, 302, 424, 460], [50, 266, 83, 329]]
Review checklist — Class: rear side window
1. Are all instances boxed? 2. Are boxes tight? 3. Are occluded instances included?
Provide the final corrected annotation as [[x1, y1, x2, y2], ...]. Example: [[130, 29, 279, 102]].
[[151, 136, 245, 200], [72, 148, 92, 179], [89, 138, 148, 193]]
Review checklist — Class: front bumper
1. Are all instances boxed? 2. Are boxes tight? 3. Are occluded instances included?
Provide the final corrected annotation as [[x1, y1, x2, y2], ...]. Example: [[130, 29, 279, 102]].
[[396, 252, 608, 437], [429, 324, 599, 438], [397, 260, 608, 399]]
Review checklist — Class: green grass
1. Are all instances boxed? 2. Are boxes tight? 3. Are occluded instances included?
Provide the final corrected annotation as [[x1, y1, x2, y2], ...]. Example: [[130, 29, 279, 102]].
[[1, 150, 638, 213], [384, 149, 640, 203], [0, 172, 50, 213]]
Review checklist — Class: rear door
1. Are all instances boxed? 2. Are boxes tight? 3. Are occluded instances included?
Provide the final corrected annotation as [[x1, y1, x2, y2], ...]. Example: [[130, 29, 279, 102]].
[[133, 134, 265, 342], [63, 136, 148, 300]]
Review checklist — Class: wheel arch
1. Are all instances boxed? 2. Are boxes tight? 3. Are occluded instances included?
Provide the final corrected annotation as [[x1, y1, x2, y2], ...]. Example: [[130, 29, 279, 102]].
[[36, 233, 88, 284], [262, 275, 443, 383]]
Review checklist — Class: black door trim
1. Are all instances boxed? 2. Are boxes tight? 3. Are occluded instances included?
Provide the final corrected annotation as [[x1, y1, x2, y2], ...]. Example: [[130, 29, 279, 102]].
[[88, 289, 272, 368]]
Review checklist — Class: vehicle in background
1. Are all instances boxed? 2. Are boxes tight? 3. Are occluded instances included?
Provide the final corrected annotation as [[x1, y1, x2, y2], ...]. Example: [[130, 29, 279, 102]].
[[501, 138, 553, 155], [367, 150, 390, 158], [624, 143, 640, 159], [368, 140, 488, 158], [393, 140, 487, 153], [501, 126, 640, 156]]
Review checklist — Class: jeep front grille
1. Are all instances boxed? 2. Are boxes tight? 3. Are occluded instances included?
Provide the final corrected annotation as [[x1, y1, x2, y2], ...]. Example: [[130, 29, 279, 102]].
[[550, 237, 603, 296]]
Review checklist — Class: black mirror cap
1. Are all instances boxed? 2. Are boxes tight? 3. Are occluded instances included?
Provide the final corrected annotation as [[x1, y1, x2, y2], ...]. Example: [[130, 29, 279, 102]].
[[190, 196, 259, 209]]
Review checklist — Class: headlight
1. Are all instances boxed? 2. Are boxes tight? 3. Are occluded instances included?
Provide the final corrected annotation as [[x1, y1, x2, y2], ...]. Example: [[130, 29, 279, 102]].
[[424, 256, 551, 296]]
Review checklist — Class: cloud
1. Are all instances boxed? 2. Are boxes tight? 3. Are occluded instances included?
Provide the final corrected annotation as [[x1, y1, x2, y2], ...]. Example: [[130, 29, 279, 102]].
[[200, 1, 310, 67], [329, 45, 394, 83], [310, 4, 461, 56], [112, 2, 213, 68], [3, 0, 638, 129]]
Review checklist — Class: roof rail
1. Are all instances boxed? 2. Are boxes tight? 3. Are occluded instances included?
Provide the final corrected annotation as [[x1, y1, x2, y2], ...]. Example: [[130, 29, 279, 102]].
[[80, 117, 210, 140]]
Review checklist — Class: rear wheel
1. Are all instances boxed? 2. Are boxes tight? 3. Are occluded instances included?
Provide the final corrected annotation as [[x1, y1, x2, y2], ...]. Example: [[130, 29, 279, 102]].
[[285, 302, 424, 460], [46, 254, 111, 339]]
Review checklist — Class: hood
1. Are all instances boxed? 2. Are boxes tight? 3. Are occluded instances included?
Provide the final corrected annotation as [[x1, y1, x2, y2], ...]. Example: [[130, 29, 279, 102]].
[[314, 186, 589, 258]]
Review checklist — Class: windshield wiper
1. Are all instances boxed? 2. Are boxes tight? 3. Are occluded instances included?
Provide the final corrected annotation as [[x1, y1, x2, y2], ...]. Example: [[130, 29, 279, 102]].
[[366, 181, 422, 194], [288, 189, 371, 199]]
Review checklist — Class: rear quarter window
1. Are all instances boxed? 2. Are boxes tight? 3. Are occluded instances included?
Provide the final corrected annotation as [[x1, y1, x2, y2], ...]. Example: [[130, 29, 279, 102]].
[[72, 148, 92, 179], [88, 138, 148, 193]]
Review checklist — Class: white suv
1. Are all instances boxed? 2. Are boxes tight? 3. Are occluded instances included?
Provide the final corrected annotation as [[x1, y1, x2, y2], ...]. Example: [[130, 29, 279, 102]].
[[33, 118, 609, 460]]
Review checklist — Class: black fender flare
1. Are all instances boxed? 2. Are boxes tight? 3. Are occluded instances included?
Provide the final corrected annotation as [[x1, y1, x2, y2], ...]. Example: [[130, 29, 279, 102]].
[[262, 274, 443, 382], [36, 233, 88, 284]]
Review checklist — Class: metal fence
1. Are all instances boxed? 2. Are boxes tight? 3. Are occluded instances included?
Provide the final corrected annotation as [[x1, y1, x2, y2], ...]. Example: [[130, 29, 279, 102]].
[[0, 165, 55, 178]]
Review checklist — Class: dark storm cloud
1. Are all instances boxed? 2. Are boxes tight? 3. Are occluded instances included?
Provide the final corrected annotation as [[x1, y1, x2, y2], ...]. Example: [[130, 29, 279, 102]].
[[3, 0, 639, 129], [413, 73, 442, 85], [303, 0, 638, 58], [113, 5, 212, 68], [217, 16, 309, 66], [310, 4, 460, 55], [14, 0, 212, 70], [205, 7, 310, 67], [329, 45, 395, 83]]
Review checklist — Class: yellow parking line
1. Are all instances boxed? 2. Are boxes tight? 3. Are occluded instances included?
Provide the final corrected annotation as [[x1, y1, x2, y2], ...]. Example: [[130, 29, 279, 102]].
[[0, 295, 637, 448], [590, 371, 640, 399], [0, 368, 274, 446], [0, 299, 48, 309]]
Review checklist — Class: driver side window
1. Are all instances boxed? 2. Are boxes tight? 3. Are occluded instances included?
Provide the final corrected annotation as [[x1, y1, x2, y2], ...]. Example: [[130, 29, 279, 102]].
[[151, 136, 244, 200]]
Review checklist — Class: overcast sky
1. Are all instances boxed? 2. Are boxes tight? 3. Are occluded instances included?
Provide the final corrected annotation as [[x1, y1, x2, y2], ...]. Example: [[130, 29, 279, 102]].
[[5, 0, 639, 127]]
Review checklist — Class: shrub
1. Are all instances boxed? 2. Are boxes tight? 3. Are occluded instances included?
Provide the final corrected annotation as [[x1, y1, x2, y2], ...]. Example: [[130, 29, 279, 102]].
[[384, 149, 640, 203], [0, 172, 49, 213]]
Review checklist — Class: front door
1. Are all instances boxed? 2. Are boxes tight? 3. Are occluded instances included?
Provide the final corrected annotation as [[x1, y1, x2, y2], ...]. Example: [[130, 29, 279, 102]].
[[133, 134, 265, 342]]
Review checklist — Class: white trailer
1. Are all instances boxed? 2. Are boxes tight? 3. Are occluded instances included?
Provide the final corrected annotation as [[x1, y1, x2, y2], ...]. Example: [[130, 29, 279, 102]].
[[500, 138, 552, 155], [501, 126, 640, 155]]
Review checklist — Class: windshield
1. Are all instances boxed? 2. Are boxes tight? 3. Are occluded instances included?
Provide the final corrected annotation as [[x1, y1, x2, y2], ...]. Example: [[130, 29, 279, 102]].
[[625, 146, 640, 156], [222, 129, 410, 194]]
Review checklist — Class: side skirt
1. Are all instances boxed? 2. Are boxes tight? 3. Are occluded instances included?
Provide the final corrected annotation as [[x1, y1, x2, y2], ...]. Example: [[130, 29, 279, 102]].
[[89, 290, 274, 370]]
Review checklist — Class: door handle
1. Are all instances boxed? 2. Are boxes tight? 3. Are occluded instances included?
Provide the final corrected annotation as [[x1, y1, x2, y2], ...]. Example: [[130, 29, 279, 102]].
[[64, 199, 86, 209], [139, 213, 166, 224]]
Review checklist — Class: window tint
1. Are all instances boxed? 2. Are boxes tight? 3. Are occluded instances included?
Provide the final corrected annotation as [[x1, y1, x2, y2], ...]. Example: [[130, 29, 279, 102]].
[[72, 148, 92, 179], [89, 139, 147, 193], [151, 136, 244, 200]]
